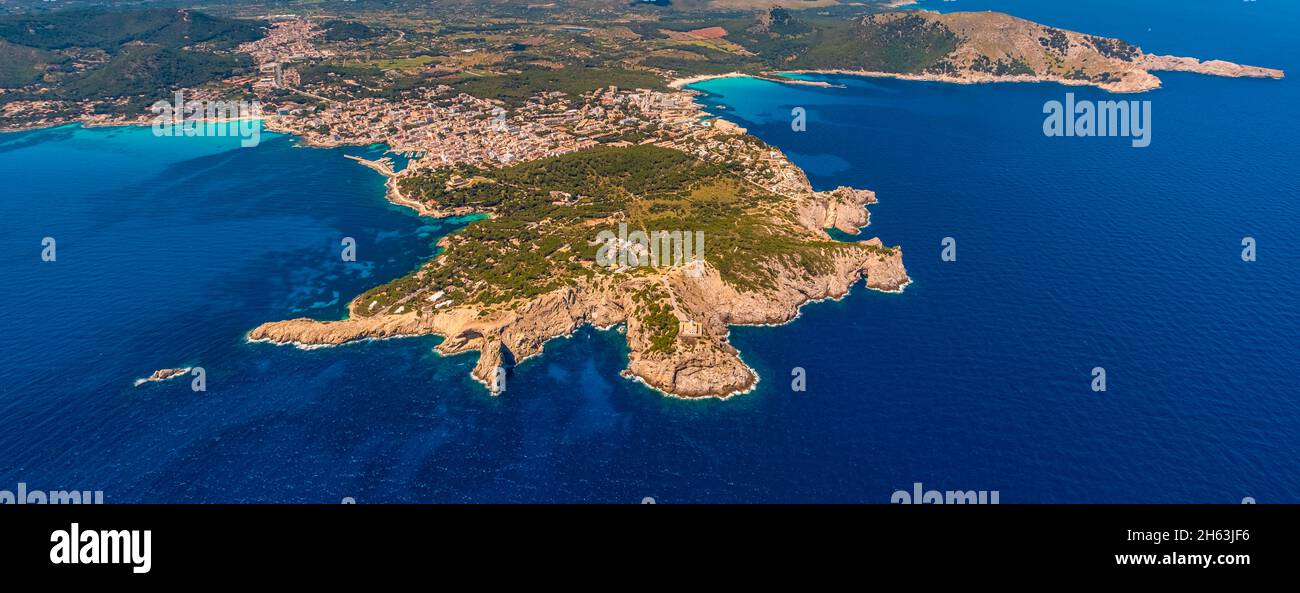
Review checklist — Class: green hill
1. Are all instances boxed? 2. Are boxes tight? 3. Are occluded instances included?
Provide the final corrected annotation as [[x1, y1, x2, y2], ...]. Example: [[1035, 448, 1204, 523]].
[[0, 8, 261, 107], [62, 45, 248, 101], [0, 8, 263, 51], [0, 39, 65, 87]]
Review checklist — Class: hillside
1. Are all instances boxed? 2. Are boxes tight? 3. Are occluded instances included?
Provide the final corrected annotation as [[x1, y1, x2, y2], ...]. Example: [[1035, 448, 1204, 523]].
[[62, 45, 249, 101], [0, 8, 261, 108], [730, 9, 1283, 92], [0, 8, 262, 50], [0, 39, 64, 87]]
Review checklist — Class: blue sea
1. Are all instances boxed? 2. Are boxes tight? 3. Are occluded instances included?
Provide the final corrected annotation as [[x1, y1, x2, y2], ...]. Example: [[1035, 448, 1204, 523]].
[[2, 0, 1297, 503]]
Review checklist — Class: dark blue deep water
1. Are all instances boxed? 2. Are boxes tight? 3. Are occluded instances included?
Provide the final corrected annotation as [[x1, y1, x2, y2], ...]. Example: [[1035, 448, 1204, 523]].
[[2, 0, 1297, 502]]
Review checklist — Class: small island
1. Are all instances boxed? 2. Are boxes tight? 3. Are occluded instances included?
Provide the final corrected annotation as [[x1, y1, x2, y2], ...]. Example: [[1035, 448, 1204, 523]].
[[134, 368, 191, 387]]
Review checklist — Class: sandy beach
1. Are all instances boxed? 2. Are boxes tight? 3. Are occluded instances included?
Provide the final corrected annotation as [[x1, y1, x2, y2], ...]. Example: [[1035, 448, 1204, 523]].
[[668, 71, 841, 90]]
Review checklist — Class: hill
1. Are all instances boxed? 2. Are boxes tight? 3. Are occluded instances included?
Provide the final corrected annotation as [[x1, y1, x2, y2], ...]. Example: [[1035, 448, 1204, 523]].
[[724, 8, 1283, 92], [0, 8, 262, 51], [0, 39, 65, 87], [0, 8, 262, 110]]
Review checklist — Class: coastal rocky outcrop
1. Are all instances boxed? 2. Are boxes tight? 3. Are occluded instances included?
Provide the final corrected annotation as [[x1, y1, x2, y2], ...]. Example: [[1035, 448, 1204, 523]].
[[249, 239, 905, 398], [1139, 54, 1284, 83], [805, 186, 875, 236], [134, 367, 191, 387]]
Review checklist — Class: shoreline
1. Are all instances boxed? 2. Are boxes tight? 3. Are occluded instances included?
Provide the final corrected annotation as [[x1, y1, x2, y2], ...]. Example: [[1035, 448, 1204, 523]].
[[668, 71, 842, 90], [1, 115, 271, 135], [245, 254, 910, 401], [675, 69, 1153, 94], [248, 235, 910, 399], [778, 68, 1154, 93], [342, 154, 482, 219], [675, 58, 1285, 95]]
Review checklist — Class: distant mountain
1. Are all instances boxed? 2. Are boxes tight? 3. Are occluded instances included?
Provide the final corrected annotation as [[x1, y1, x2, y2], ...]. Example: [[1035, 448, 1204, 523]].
[[0, 8, 263, 51], [0, 39, 65, 87], [0, 8, 261, 102], [724, 8, 1281, 92], [320, 19, 382, 42], [62, 45, 248, 101]]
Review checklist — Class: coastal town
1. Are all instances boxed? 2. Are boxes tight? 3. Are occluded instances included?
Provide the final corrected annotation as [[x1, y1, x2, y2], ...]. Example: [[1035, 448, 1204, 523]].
[[264, 83, 709, 168]]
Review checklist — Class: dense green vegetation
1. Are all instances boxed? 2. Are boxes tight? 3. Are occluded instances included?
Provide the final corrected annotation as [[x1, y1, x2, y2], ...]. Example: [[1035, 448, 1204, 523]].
[[0, 8, 260, 105], [721, 10, 958, 74], [320, 19, 381, 42], [377, 145, 727, 308], [634, 284, 680, 354], [827, 14, 957, 73], [360, 144, 877, 317], [300, 62, 386, 87], [63, 46, 248, 102], [0, 8, 262, 51], [1086, 35, 1140, 62], [0, 39, 64, 87]]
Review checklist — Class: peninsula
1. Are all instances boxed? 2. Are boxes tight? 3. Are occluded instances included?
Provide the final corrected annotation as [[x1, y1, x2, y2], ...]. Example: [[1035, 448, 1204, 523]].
[[250, 105, 909, 398], [722, 9, 1283, 93]]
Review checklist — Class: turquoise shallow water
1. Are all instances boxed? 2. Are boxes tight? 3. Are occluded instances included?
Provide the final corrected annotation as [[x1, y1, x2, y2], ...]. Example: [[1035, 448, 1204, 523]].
[[1, 0, 1297, 502]]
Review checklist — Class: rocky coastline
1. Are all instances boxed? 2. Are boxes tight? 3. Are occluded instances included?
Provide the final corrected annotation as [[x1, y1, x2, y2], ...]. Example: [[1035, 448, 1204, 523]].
[[248, 235, 907, 399]]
